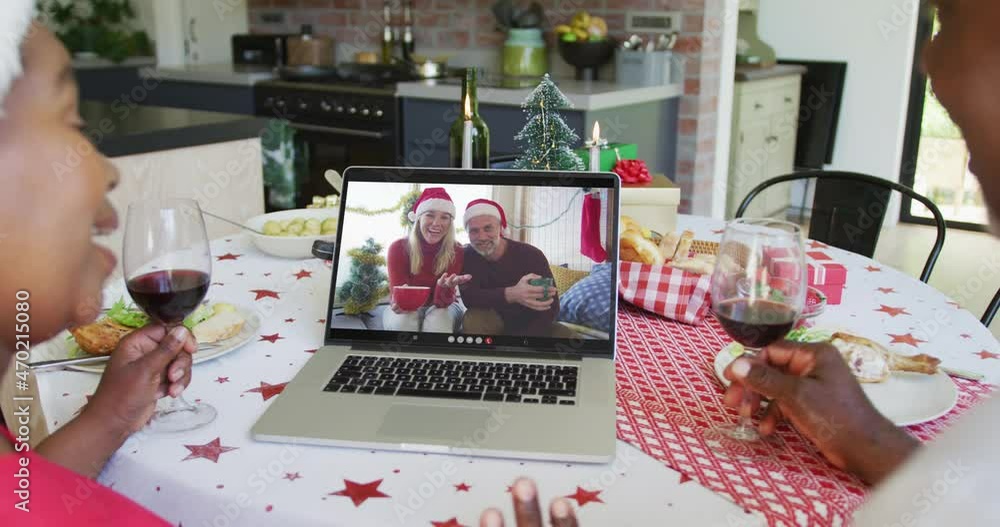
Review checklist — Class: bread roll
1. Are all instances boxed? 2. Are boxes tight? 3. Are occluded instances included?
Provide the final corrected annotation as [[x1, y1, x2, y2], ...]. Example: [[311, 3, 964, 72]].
[[672, 230, 695, 261], [621, 230, 665, 266], [658, 232, 680, 262]]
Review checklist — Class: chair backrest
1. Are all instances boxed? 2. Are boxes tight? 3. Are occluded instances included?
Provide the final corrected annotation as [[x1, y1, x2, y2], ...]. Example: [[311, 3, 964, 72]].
[[735, 171, 947, 283], [985, 287, 1000, 327]]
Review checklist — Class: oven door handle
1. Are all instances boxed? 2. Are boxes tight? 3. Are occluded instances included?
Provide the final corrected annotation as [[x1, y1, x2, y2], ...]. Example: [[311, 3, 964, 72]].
[[287, 122, 387, 140]]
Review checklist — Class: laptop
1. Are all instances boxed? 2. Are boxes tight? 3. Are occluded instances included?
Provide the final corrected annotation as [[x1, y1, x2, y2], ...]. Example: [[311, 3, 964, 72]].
[[252, 167, 620, 463]]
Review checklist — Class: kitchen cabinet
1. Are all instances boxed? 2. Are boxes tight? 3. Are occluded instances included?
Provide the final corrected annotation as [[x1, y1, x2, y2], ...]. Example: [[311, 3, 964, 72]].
[[726, 73, 802, 218]]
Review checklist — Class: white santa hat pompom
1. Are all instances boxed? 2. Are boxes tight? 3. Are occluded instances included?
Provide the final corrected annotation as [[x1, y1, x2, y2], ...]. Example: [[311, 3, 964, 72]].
[[0, 0, 38, 115], [407, 187, 456, 223]]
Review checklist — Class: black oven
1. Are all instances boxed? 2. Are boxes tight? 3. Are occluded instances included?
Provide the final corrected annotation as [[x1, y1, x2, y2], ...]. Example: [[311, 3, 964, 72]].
[[254, 81, 400, 211]]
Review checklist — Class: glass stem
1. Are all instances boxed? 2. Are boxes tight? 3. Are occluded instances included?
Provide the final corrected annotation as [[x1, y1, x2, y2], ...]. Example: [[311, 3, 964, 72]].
[[736, 347, 760, 432], [161, 323, 197, 413]]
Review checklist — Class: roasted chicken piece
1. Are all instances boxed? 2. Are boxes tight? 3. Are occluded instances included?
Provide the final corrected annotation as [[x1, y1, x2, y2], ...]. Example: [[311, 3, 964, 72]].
[[830, 332, 940, 383]]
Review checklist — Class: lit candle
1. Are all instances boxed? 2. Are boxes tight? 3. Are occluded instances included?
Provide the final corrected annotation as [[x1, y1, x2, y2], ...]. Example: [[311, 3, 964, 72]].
[[462, 95, 473, 169], [589, 121, 603, 173]]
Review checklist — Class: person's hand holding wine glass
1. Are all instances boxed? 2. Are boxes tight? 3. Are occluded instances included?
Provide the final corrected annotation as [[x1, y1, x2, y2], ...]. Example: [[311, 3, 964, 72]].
[[121, 198, 217, 433], [706, 218, 807, 452]]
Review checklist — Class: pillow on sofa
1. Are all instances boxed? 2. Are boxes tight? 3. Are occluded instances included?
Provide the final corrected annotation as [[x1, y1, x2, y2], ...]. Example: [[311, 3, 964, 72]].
[[558, 263, 613, 334], [550, 265, 591, 296]]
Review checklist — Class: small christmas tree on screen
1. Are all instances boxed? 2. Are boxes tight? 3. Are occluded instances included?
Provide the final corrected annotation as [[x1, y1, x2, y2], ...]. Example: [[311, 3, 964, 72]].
[[338, 238, 389, 315], [513, 74, 584, 171]]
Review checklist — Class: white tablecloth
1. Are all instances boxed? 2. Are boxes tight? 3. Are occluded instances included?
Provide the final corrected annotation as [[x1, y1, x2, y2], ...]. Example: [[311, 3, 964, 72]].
[[30, 215, 998, 526]]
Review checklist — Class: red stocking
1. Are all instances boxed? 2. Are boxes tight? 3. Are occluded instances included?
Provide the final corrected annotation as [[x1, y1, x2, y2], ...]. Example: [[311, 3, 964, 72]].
[[581, 193, 608, 263]]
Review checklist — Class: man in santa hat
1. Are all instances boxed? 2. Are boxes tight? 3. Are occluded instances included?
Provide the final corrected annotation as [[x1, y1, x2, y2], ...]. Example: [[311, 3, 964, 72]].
[[459, 199, 570, 337]]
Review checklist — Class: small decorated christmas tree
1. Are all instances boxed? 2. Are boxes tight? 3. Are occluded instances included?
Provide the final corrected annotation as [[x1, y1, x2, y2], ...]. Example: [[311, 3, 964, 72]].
[[338, 238, 389, 315], [513, 74, 584, 171]]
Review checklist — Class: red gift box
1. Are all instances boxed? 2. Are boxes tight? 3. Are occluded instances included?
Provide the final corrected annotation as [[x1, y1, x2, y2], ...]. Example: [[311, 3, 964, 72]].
[[763, 247, 847, 305]]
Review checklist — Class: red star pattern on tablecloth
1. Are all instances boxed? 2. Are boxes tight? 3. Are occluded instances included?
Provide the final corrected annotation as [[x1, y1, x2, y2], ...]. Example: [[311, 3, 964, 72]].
[[976, 350, 1000, 360], [250, 289, 281, 301], [293, 269, 313, 280], [284, 472, 302, 481], [245, 381, 289, 401], [454, 482, 471, 492], [807, 240, 829, 249], [876, 287, 896, 294], [215, 253, 242, 261], [317, 318, 326, 324], [182, 438, 238, 463], [888, 332, 926, 347], [215, 377, 230, 384], [961, 333, 972, 339], [304, 348, 318, 354], [259, 333, 284, 343], [865, 265, 882, 272], [329, 479, 390, 507], [284, 318, 295, 323], [565, 487, 604, 507], [431, 518, 466, 527], [875, 305, 910, 317], [679, 473, 693, 484], [712, 229, 725, 235]]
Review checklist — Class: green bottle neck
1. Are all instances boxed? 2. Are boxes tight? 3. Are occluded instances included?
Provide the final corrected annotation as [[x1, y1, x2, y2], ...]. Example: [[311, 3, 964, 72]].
[[461, 71, 479, 118]]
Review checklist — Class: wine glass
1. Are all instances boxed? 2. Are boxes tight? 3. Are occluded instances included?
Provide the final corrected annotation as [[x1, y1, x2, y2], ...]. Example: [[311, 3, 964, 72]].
[[706, 218, 807, 453], [123, 198, 216, 433]]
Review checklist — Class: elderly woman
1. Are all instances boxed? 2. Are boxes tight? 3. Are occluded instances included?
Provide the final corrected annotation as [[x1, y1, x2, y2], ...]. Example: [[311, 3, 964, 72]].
[[0, 12, 191, 526], [384, 187, 471, 332]]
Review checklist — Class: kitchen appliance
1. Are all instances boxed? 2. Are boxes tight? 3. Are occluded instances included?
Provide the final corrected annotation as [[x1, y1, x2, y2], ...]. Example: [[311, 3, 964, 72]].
[[232, 34, 291, 67], [255, 63, 431, 210], [287, 25, 335, 67]]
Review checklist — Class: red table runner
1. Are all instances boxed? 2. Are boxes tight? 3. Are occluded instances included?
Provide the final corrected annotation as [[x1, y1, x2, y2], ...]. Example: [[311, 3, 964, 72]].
[[613, 304, 994, 526]]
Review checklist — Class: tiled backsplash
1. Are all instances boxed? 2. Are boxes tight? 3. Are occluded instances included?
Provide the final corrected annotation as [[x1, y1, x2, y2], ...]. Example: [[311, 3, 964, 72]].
[[249, 0, 724, 214]]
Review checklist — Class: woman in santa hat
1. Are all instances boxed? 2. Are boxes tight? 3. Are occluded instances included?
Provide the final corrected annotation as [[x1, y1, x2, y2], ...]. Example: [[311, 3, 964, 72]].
[[0, 5, 189, 525], [384, 187, 471, 332]]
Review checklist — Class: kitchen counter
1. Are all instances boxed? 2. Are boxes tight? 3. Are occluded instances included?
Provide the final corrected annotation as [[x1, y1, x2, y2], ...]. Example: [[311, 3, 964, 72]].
[[72, 56, 156, 70], [734, 64, 808, 82], [396, 78, 683, 111], [80, 100, 268, 158], [151, 63, 277, 86]]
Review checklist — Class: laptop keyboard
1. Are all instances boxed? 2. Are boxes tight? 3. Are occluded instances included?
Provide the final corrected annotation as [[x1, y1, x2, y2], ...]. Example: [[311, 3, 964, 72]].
[[323, 355, 579, 405]]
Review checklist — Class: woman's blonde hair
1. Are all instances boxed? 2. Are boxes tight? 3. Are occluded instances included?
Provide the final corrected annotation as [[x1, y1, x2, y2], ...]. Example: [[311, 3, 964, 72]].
[[408, 212, 456, 276]]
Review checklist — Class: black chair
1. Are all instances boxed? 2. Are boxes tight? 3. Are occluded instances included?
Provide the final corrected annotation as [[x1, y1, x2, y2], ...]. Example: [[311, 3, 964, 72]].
[[984, 288, 1000, 327], [735, 171, 946, 283]]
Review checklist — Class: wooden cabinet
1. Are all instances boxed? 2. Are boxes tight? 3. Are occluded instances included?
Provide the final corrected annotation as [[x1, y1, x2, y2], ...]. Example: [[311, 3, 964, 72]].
[[727, 74, 802, 218]]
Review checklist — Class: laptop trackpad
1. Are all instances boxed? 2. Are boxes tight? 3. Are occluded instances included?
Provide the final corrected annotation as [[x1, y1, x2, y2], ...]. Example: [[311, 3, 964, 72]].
[[377, 404, 492, 442]]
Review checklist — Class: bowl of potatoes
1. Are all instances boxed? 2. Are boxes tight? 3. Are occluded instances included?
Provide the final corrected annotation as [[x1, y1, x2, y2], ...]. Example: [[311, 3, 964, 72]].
[[245, 208, 339, 259]]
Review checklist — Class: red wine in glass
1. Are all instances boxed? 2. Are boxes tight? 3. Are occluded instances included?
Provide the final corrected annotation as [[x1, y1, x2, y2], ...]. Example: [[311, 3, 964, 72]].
[[126, 270, 210, 325], [715, 298, 798, 349]]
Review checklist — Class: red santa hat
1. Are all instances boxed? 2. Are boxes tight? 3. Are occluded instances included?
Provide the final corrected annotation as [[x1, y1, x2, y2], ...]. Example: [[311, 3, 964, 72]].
[[463, 199, 509, 236], [407, 187, 456, 223]]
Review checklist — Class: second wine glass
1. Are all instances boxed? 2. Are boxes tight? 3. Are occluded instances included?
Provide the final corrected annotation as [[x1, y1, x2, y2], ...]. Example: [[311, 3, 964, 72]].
[[123, 198, 217, 433], [707, 218, 807, 452]]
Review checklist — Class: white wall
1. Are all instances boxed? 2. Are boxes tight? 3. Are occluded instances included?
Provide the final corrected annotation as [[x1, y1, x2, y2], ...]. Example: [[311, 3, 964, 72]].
[[758, 0, 920, 186]]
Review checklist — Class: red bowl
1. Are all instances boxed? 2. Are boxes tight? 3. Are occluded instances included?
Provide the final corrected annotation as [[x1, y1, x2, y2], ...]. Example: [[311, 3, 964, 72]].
[[392, 286, 431, 311]]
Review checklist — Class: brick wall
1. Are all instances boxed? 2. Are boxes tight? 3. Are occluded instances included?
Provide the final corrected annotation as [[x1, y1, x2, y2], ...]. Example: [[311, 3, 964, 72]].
[[249, 0, 724, 214]]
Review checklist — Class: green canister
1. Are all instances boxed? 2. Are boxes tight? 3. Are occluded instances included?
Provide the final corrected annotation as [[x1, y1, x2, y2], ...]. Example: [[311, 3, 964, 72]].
[[503, 28, 547, 78]]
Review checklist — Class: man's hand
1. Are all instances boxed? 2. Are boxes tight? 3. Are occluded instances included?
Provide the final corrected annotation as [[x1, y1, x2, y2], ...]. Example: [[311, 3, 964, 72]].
[[504, 274, 555, 312], [723, 340, 919, 484], [438, 273, 473, 289], [480, 478, 578, 527], [85, 325, 195, 435]]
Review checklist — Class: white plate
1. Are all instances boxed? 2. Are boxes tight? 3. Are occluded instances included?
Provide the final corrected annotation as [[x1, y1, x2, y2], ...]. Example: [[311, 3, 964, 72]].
[[245, 209, 338, 259], [35, 305, 261, 374], [713, 345, 958, 427]]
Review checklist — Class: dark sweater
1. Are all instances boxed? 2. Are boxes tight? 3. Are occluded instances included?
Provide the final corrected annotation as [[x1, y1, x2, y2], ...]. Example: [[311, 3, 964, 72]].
[[459, 239, 558, 336]]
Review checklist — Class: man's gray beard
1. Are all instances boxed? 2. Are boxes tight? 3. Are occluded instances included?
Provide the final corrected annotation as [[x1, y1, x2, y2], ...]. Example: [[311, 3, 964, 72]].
[[473, 243, 496, 257]]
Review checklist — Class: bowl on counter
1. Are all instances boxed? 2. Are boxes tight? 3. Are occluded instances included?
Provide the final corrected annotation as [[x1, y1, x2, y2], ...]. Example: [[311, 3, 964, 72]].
[[245, 208, 338, 259], [557, 39, 617, 81]]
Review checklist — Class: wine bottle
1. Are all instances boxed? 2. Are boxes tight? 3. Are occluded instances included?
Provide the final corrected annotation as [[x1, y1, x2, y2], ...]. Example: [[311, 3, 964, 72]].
[[381, 0, 395, 64], [449, 68, 490, 169], [402, 0, 415, 60]]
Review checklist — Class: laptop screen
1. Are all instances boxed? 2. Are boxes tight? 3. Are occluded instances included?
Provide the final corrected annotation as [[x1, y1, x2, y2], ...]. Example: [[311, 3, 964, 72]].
[[326, 168, 619, 356]]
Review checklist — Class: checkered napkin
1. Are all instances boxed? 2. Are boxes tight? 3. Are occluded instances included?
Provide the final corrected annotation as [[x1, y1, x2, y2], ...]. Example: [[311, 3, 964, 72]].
[[618, 262, 713, 325]]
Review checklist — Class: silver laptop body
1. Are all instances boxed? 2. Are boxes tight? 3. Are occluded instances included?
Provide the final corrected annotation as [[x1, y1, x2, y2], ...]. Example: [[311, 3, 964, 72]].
[[252, 167, 620, 463]]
